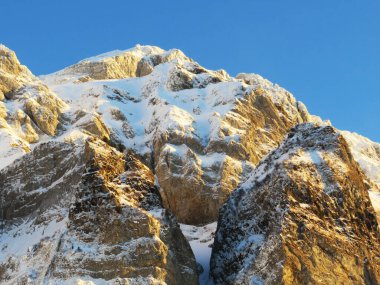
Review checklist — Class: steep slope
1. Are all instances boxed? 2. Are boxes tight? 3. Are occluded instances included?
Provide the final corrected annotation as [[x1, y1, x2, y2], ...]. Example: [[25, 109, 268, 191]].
[[211, 124, 380, 285], [0, 138, 198, 284], [40, 45, 323, 224], [0, 45, 66, 169], [342, 131, 380, 221]]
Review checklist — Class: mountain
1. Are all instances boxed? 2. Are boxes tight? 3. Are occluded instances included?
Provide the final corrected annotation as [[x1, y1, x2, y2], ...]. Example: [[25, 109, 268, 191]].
[[0, 44, 379, 284], [210, 124, 380, 284], [39, 45, 325, 225]]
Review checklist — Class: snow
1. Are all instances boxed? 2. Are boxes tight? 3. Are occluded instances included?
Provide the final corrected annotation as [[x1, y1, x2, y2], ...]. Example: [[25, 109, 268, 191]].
[[148, 208, 165, 219], [162, 143, 226, 167], [250, 276, 265, 285], [342, 131, 380, 186], [0, 131, 28, 170], [0, 217, 65, 259], [79, 45, 164, 63], [369, 190, 380, 213], [39, 56, 248, 158], [236, 234, 265, 251], [180, 222, 217, 285], [0, 211, 68, 284], [308, 150, 323, 164]]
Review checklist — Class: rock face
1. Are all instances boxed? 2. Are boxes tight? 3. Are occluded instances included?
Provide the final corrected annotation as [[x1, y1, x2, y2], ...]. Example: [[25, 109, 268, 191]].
[[211, 124, 380, 285], [0, 138, 198, 284], [42, 45, 191, 83], [0, 45, 66, 169], [41, 46, 323, 224], [155, 76, 323, 224], [0, 142, 85, 222]]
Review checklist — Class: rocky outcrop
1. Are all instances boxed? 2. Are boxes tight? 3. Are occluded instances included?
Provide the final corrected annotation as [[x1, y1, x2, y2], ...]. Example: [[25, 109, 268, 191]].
[[211, 124, 380, 285], [0, 138, 198, 284], [0, 45, 26, 100], [155, 80, 322, 224], [42, 45, 192, 83], [0, 142, 85, 223], [0, 45, 67, 168], [0, 141, 86, 284], [74, 111, 111, 141]]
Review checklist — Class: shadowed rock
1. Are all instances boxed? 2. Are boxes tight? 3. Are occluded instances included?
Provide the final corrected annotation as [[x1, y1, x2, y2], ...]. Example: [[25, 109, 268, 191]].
[[0, 139, 198, 284]]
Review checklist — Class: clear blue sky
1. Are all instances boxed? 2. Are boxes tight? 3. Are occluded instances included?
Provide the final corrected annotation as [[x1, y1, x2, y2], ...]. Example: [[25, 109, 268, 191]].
[[1, 0, 379, 141]]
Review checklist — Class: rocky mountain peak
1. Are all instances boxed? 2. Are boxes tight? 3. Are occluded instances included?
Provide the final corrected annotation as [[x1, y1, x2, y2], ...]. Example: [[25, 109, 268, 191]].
[[0, 45, 379, 285], [211, 123, 380, 284], [32, 45, 326, 225], [41, 44, 192, 84]]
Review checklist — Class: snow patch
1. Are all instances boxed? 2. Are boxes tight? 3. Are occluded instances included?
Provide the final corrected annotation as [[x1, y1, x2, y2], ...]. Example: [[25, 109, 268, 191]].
[[180, 222, 217, 285]]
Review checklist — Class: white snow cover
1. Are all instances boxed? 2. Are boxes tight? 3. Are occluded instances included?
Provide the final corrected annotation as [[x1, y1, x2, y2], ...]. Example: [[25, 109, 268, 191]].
[[369, 190, 380, 214], [0, 210, 68, 285], [0, 131, 28, 170], [41, 62, 246, 155], [79, 45, 165, 63], [180, 222, 217, 285], [342, 131, 380, 186]]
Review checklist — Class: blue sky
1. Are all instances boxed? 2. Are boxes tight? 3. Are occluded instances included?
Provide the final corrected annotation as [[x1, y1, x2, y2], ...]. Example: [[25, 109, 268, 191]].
[[1, 0, 379, 141]]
